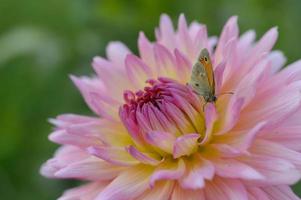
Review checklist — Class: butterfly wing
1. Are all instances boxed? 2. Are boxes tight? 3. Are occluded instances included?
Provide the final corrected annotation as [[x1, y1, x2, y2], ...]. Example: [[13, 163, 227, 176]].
[[200, 49, 215, 94], [189, 58, 211, 96]]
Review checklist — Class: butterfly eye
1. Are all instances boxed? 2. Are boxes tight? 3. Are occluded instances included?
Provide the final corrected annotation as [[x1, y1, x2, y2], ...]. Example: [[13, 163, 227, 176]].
[[195, 83, 199, 87]]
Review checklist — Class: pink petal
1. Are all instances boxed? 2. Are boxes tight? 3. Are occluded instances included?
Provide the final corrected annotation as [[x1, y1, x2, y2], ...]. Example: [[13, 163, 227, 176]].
[[240, 27, 278, 76], [70, 75, 119, 120], [174, 48, 192, 82], [215, 121, 267, 154], [87, 146, 139, 166], [156, 14, 175, 50], [58, 182, 107, 200], [212, 158, 264, 180], [180, 155, 214, 189], [193, 25, 209, 58], [126, 145, 162, 166], [177, 14, 193, 57], [200, 103, 218, 145], [261, 185, 300, 200], [162, 101, 195, 133], [144, 131, 176, 153], [217, 97, 244, 135], [125, 54, 152, 88], [92, 56, 134, 100], [215, 16, 239, 64], [40, 146, 91, 178], [54, 157, 124, 181], [106, 41, 131, 68], [96, 165, 153, 200], [251, 139, 301, 169], [240, 80, 301, 129], [171, 184, 205, 200], [149, 159, 185, 187], [138, 32, 156, 68], [267, 50, 286, 74], [49, 130, 100, 147], [173, 133, 200, 158], [205, 177, 248, 200], [239, 154, 301, 185], [137, 181, 174, 200], [214, 61, 226, 94], [247, 187, 270, 200], [154, 43, 176, 77]]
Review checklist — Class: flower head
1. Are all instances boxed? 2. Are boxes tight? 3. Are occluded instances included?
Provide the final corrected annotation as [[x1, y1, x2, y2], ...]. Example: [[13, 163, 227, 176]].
[[41, 14, 301, 199]]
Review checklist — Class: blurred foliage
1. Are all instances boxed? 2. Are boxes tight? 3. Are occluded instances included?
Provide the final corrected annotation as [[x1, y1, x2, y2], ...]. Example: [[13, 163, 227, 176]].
[[0, 0, 301, 199]]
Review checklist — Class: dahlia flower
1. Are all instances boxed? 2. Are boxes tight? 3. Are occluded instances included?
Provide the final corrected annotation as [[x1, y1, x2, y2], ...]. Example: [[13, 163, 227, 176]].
[[41, 14, 301, 200]]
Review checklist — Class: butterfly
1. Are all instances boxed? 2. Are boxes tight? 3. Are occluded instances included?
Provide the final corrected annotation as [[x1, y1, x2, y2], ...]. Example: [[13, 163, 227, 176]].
[[189, 48, 217, 103]]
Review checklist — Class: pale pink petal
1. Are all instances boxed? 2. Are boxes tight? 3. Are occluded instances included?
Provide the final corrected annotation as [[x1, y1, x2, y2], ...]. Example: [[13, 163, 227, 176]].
[[125, 54, 152, 88], [174, 48, 192, 83], [267, 50, 286, 74], [136, 181, 174, 200], [138, 32, 156, 68], [200, 103, 218, 145], [49, 130, 101, 147], [180, 155, 214, 189], [177, 14, 194, 58], [96, 165, 153, 200], [215, 16, 239, 64], [88, 146, 139, 166], [58, 182, 107, 200], [238, 27, 278, 77], [106, 41, 131, 69], [214, 121, 267, 154], [261, 185, 301, 200], [239, 80, 301, 129], [171, 183, 205, 200], [54, 156, 124, 181], [144, 131, 176, 154], [246, 187, 270, 200], [212, 158, 264, 180], [40, 146, 91, 178], [154, 43, 177, 77], [149, 159, 185, 187], [173, 133, 199, 158], [126, 145, 162, 166], [156, 14, 175, 50], [205, 177, 248, 200], [251, 139, 301, 169], [214, 61, 226, 94], [239, 154, 301, 185], [92, 56, 134, 100]]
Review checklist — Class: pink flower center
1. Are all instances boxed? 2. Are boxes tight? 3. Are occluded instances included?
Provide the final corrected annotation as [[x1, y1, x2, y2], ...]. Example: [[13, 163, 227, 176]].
[[120, 77, 206, 148]]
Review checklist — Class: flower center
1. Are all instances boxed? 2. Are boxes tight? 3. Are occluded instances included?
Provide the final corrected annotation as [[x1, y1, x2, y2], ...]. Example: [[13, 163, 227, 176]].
[[120, 77, 206, 150]]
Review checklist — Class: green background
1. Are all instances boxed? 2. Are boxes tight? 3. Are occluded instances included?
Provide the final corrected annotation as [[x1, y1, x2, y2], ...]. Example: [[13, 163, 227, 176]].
[[0, 0, 301, 199]]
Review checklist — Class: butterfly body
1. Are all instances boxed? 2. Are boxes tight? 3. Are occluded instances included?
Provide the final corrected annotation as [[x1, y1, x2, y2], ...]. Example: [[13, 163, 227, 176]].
[[189, 48, 217, 103]]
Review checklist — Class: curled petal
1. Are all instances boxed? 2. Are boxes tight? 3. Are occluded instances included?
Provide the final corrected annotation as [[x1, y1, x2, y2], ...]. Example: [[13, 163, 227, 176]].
[[150, 159, 185, 187], [126, 145, 162, 166], [173, 133, 200, 158], [144, 131, 176, 153], [200, 103, 218, 145], [180, 155, 214, 189]]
